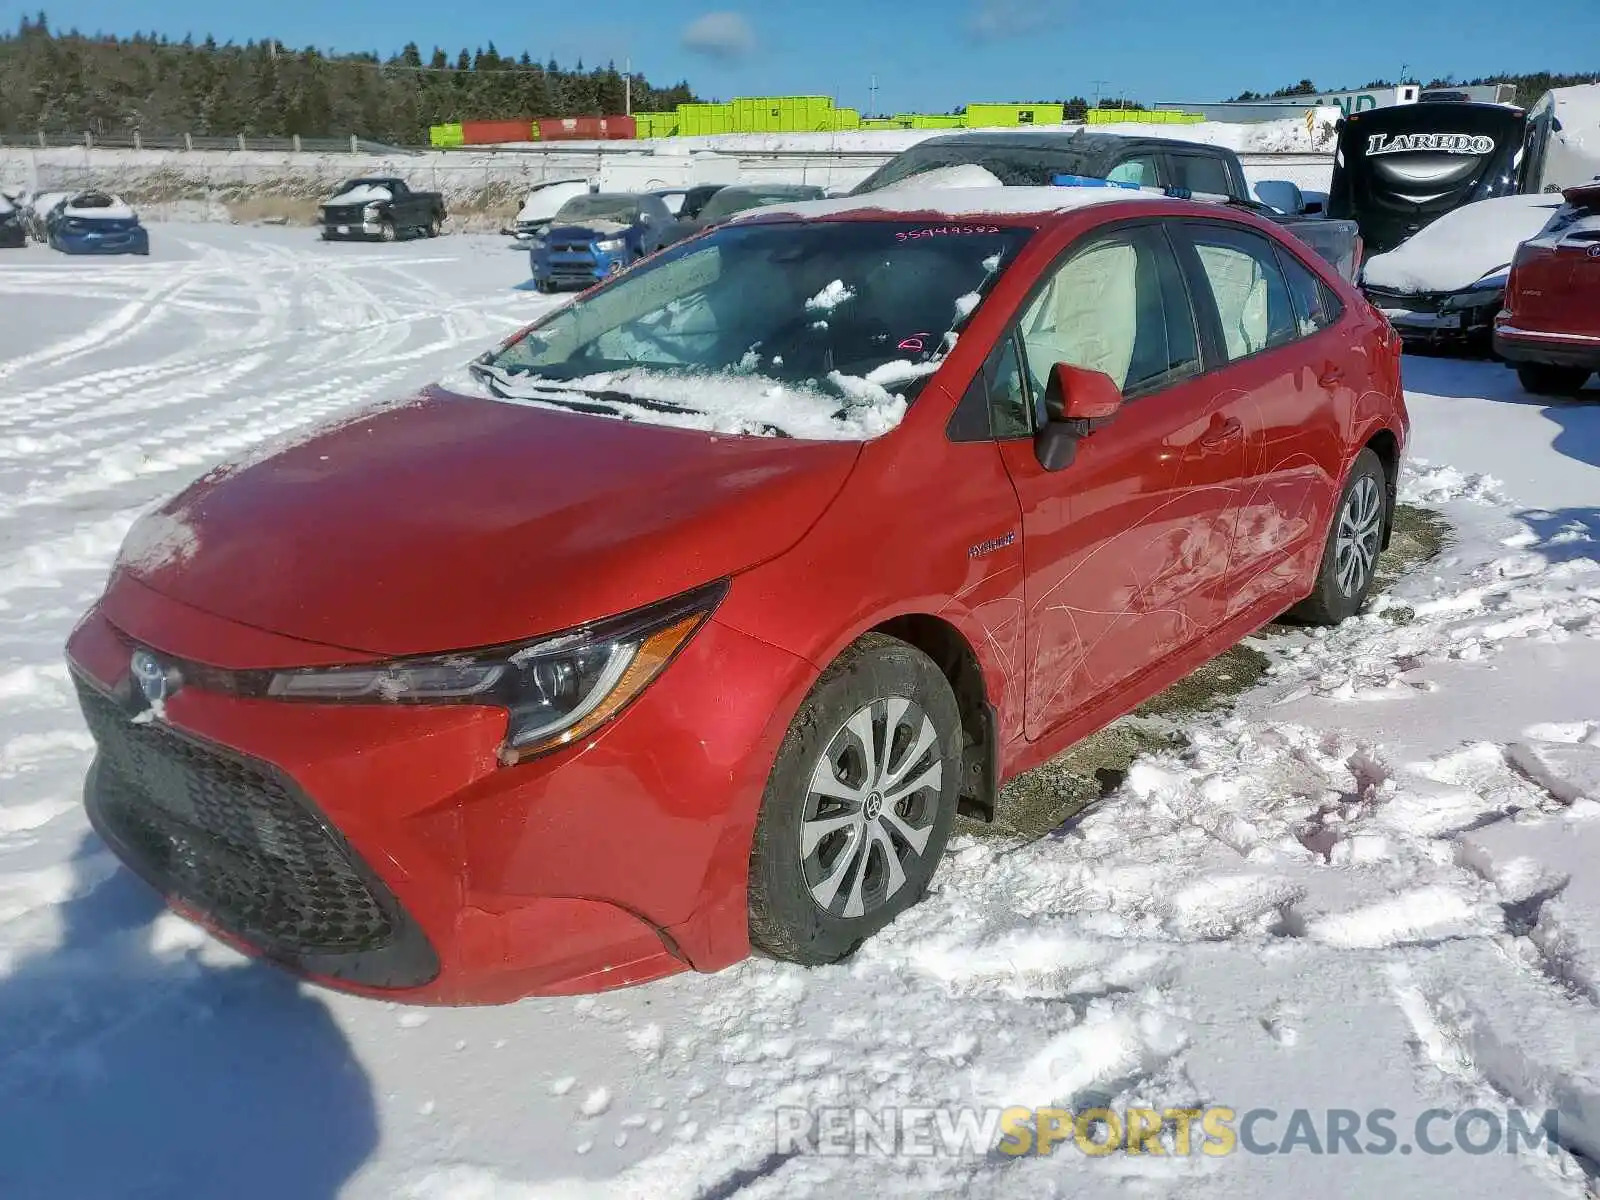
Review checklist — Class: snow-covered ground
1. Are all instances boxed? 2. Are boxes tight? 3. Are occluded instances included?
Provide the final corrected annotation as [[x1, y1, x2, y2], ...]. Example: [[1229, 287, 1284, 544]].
[[1, 226, 1598, 1199]]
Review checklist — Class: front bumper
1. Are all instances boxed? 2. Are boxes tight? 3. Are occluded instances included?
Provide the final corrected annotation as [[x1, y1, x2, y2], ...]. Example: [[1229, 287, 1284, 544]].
[[1365, 288, 1502, 345], [322, 222, 386, 240], [66, 591, 814, 1004], [1493, 324, 1600, 372], [0, 221, 25, 248], [52, 226, 150, 255], [530, 245, 629, 288]]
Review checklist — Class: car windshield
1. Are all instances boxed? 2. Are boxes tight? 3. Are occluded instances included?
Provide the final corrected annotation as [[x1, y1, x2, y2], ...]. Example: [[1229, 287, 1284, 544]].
[[856, 142, 1097, 192], [469, 219, 1031, 440], [698, 188, 819, 223], [339, 179, 395, 192], [555, 195, 638, 224]]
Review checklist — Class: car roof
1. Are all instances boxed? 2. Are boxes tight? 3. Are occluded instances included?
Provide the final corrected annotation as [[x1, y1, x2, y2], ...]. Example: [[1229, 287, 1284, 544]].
[[731, 184, 1165, 226]]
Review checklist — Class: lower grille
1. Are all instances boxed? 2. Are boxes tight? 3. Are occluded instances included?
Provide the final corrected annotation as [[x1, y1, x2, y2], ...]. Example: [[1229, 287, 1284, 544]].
[[75, 673, 438, 986]]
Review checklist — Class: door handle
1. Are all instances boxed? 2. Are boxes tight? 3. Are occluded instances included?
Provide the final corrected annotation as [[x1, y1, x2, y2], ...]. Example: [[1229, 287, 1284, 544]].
[[1200, 418, 1243, 450], [1318, 363, 1346, 387]]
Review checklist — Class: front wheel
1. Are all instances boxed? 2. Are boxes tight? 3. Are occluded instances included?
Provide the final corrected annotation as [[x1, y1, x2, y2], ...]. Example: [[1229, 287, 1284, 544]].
[[748, 634, 963, 965], [1517, 363, 1591, 397], [427, 216, 443, 238], [378, 221, 397, 243], [1290, 448, 1389, 625]]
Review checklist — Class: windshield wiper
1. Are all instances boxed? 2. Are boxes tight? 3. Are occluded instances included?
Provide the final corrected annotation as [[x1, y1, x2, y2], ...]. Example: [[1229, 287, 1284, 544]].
[[467, 364, 791, 438]]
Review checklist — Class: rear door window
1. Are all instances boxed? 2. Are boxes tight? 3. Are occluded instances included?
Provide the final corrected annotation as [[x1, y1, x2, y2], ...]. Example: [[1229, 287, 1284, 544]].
[[1167, 154, 1234, 197], [1105, 154, 1161, 188], [1275, 247, 1342, 337]]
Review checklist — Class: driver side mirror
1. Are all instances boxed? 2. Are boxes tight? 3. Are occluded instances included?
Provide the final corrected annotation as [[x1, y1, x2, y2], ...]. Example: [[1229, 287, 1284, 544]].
[[1034, 362, 1123, 472]]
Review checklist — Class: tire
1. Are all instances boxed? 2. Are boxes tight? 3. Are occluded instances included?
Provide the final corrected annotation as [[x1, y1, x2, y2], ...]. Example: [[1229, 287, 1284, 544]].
[[748, 633, 963, 965], [1516, 363, 1591, 397], [1290, 448, 1388, 626], [379, 221, 397, 243], [427, 216, 442, 238]]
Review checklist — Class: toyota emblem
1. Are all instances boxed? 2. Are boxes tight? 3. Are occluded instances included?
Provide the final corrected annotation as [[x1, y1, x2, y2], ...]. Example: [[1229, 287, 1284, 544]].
[[130, 649, 172, 706], [1589, 245, 1600, 259]]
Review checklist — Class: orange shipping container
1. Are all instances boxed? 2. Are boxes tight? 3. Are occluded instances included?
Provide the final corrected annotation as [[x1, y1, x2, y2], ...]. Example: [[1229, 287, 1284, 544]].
[[535, 116, 637, 141], [460, 119, 537, 145]]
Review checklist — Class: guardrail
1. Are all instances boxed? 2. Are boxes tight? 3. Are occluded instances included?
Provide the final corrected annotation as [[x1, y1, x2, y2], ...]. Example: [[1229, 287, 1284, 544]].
[[0, 132, 422, 155]]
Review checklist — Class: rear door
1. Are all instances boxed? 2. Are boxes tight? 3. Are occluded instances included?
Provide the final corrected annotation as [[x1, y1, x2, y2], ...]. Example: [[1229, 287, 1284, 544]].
[[991, 222, 1247, 740], [1173, 222, 1348, 619]]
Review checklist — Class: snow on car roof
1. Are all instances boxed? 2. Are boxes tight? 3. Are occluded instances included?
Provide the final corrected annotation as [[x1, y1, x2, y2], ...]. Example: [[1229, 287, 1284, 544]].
[[731, 185, 1162, 224]]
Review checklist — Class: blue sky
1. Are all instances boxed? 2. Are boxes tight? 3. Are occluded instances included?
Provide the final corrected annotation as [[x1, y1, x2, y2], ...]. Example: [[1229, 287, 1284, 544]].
[[5, 0, 1598, 114]]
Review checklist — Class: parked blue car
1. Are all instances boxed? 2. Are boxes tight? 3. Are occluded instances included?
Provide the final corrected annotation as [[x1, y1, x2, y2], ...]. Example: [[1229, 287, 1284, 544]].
[[48, 192, 150, 256], [529, 192, 674, 292]]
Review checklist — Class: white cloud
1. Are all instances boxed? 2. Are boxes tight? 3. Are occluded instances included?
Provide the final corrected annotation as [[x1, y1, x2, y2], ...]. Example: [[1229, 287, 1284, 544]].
[[969, 0, 1069, 41], [680, 12, 757, 61]]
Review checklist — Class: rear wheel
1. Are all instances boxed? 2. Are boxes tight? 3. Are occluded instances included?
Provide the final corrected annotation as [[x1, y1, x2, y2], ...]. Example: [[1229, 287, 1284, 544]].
[[1290, 448, 1389, 626], [749, 634, 963, 965], [1516, 363, 1591, 397], [427, 216, 443, 238]]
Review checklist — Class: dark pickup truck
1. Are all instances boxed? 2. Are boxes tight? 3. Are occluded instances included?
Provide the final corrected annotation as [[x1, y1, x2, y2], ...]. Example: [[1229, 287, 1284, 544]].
[[852, 131, 1360, 280], [319, 177, 446, 242]]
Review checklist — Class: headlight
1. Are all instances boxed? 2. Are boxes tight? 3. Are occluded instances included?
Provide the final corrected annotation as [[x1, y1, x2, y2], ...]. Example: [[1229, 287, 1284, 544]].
[[594, 237, 626, 252], [527, 238, 546, 251], [265, 581, 727, 763], [364, 202, 381, 218]]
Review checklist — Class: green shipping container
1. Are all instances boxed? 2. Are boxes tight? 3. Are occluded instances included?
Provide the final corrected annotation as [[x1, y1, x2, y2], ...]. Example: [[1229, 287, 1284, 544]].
[[429, 123, 465, 148], [1086, 108, 1203, 124], [830, 108, 862, 131], [678, 103, 735, 136], [726, 96, 838, 133], [965, 102, 1066, 128], [908, 114, 967, 130], [633, 112, 679, 138]]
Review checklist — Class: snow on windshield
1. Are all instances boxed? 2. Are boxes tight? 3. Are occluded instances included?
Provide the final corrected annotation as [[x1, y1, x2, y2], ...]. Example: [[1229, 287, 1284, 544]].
[[463, 218, 1031, 440], [449, 364, 907, 441], [555, 195, 637, 225], [805, 280, 856, 312]]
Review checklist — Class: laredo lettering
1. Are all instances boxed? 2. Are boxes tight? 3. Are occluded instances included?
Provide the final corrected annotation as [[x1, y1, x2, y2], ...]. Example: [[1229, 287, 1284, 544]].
[[1366, 133, 1495, 157]]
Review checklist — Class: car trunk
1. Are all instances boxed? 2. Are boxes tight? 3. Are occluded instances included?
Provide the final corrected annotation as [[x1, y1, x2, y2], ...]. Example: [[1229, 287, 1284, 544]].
[[1507, 185, 1600, 336]]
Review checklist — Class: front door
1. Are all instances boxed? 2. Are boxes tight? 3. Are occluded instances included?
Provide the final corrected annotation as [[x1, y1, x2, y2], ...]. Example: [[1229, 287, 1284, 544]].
[[993, 224, 1247, 741]]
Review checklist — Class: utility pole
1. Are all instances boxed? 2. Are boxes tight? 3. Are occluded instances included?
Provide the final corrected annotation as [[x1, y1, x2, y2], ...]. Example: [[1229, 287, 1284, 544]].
[[1091, 79, 1111, 109], [869, 74, 879, 117], [625, 57, 632, 115]]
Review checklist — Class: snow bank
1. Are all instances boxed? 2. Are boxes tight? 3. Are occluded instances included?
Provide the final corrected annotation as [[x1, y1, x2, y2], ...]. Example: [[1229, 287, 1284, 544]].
[[1362, 194, 1566, 293], [323, 183, 393, 206]]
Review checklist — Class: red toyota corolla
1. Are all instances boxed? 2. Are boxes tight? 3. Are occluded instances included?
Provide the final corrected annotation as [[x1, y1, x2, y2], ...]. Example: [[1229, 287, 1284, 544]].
[[1495, 181, 1600, 396], [68, 187, 1408, 1004]]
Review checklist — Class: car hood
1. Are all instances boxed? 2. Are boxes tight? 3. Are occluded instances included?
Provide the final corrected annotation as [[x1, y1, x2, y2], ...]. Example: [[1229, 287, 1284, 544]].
[[112, 388, 861, 659], [545, 221, 635, 241]]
